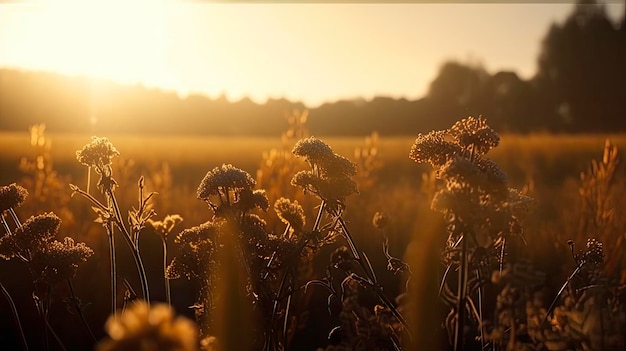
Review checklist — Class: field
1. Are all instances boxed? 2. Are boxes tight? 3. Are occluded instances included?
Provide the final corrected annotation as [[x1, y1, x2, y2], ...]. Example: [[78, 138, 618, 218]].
[[1, 127, 625, 351]]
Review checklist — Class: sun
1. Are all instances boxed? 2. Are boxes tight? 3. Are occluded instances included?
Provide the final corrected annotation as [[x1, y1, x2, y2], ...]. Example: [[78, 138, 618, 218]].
[[1, 0, 177, 88]]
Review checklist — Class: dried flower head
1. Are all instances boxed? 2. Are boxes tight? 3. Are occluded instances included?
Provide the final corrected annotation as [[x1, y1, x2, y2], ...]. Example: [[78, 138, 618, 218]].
[[97, 300, 199, 351], [235, 189, 269, 213], [449, 116, 499, 156], [0, 212, 61, 259], [292, 137, 334, 164], [167, 221, 220, 280], [319, 153, 357, 178], [149, 214, 184, 238], [273, 197, 306, 233], [583, 238, 604, 265], [32, 237, 93, 284], [409, 130, 461, 167], [197, 164, 256, 199], [0, 183, 28, 213], [76, 136, 120, 169]]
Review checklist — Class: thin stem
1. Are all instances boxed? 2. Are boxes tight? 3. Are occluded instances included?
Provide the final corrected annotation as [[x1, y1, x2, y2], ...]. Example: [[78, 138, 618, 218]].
[[337, 217, 411, 334], [476, 269, 485, 350], [107, 190, 150, 303], [107, 218, 117, 315], [455, 233, 468, 351], [66, 279, 97, 343], [161, 237, 171, 306], [1, 214, 12, 234], [44, 317, 67, 351], [9, 208, 22, 227], [1, 281, 29, 351], [544, 262, 584, 323]]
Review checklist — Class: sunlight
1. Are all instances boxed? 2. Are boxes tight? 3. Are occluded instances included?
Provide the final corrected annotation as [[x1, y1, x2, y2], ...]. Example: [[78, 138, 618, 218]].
[[2, 0, 177, 87]]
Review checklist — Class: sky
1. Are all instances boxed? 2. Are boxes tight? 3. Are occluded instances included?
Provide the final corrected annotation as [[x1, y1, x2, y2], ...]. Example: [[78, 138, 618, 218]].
[[0, 0, 624, 107]]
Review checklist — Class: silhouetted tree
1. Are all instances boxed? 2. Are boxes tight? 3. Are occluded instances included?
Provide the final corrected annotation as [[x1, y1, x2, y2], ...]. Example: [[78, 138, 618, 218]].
[[534, 0, 626, 132]]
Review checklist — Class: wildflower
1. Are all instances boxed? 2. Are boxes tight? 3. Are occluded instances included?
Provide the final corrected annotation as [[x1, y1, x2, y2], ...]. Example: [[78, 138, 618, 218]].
[[197, 164, 256, 199], [409, 130, 461, 167], [235, 189, 269, 213], [76, 136, 119, 169], [241, 213, 268, 242], [372, 212, 388, 229], [291, 171, 358, 205], [32, 237, 93, 284], [291, 137, 334, 165], [582, 238, 604, 265], [0, 183, 28, 213], [319, 153, 357, 178], [274, 197, 306, 233], [96, 300, 199, 351], [149, 214, 184, 238], [449, 116, 499, 156], [0, 212, 61, 259], [167, 221, 220, 280]]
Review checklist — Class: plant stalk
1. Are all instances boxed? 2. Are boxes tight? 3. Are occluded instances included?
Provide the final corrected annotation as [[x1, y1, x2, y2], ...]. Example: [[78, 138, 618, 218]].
[[1, 281, 29, 351]]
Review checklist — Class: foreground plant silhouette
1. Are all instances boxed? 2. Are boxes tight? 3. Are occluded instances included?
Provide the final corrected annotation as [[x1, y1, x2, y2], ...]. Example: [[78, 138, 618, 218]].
[[409, 116, 533, 350], [0, 183, 94, 351], [71, 136, 154, 312]]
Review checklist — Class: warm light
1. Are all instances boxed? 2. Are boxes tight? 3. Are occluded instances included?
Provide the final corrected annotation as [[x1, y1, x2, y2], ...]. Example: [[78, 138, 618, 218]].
[[1, 0, 178, 88]]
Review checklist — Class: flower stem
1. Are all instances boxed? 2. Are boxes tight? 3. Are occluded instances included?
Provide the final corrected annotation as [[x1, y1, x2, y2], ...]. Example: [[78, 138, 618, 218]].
[[161, 237, 171, 306], [66, 279, 96, 343], [454, 233, 468, 351], [0, 281, 29, 351], [544, 262, 584, 323], [337, 216, 411, 334], [106, 217, 117, 315], [107, 190, 150, 303]]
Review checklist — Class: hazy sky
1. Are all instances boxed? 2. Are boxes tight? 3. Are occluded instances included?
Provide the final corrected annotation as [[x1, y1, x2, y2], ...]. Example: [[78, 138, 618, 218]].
[[0, 0, 624, 107]]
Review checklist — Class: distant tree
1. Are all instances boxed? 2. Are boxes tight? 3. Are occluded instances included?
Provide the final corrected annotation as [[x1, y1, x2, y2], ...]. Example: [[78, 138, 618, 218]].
[[426, 61, 491, 127], [534, 0, 626, 132]]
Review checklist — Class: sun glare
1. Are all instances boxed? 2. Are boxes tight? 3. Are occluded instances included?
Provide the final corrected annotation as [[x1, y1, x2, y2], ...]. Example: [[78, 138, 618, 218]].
[[1, 0, 177, 88]]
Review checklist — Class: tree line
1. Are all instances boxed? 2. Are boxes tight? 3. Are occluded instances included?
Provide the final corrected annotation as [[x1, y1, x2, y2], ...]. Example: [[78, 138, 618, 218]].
[[1, 2, 624, 136]]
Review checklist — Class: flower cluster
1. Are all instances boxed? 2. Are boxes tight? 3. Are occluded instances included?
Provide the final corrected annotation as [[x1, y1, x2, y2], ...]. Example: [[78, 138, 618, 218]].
[[76, 136, 120, 170], [197, 164, 256, 200], [0, 212, 61, 260], [273, 197, 306, 234], [291, 138, 358, 212], [409, 130, 460, 167], [166, 221, 221, 280], [97, 301, 199, 351], [149, 214, 184, 238], [449, 116, 500, 156], [31, 237, 94, 284], [0, 183, 28, 213], [0, 211, 93, 284]]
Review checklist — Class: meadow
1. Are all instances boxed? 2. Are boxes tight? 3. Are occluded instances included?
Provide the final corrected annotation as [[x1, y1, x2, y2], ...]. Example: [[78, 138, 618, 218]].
[[1, 123, 625, 351]]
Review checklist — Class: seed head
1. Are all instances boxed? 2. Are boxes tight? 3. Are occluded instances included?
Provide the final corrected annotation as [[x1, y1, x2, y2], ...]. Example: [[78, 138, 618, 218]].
[[76, 136, 119, 169], [449, 116, 499, 156], [32, 237, 93, 284], [584, 238, 604, 265], [197, 164, 256, 199], [274, 198, 306, 233], [235, 189, 269, 212], [409, 130, 461, 167], [0, 183, 29, 213], [292, 137, 334, 164]]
